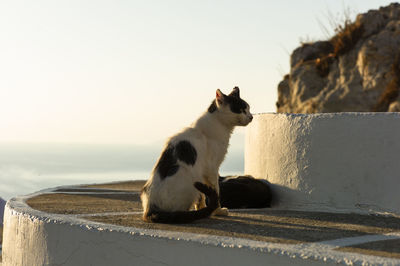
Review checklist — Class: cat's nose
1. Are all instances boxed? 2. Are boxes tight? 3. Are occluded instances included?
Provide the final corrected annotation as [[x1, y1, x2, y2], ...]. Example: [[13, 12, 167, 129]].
[[249, 114, 253, 121]]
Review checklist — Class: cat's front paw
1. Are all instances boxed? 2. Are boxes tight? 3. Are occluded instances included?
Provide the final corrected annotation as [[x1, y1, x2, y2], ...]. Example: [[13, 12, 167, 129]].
[[213, 207, 229, 216]]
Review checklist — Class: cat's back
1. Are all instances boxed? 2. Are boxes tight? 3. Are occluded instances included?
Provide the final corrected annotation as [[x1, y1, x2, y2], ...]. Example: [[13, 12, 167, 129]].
[[149, 126, 207, 183], [167, 126, 207, 153]]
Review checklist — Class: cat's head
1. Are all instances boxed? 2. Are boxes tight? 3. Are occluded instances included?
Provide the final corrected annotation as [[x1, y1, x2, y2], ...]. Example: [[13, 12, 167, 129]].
[[208, 87, 253, 126]]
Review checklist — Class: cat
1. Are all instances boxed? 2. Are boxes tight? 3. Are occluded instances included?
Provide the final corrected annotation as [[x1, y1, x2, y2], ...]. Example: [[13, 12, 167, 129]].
[[219, 175, 272, 209], [141, 87, 253, 223]]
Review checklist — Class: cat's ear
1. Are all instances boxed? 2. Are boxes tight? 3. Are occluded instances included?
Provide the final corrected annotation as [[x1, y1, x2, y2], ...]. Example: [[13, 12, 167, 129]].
[[229, 86, 240, 98], [216, 89, 225, 105]]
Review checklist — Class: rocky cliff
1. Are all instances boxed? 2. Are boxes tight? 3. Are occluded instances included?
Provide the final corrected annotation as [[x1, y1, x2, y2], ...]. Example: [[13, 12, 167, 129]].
[[277, 3, 400, 113]]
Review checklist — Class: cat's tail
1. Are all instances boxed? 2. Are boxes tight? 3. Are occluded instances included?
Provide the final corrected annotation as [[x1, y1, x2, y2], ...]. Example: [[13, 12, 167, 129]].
[[143, 182, 219, 224]]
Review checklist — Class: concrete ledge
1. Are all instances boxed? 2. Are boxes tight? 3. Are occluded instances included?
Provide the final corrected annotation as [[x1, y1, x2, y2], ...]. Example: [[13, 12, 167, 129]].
[[245, 112, 400, 215], [3, 182, 400, 265]]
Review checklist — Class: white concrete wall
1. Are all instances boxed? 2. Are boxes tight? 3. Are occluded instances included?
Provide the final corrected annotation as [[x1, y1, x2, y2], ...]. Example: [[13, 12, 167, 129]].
[[2, 196, 326, 266], [4, 182, 400, 265], [245, 112, 400, 215]]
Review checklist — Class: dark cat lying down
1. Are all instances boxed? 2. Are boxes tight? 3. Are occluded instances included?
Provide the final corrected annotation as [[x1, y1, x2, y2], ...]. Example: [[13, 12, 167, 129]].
[[219, 175, 272, 209]]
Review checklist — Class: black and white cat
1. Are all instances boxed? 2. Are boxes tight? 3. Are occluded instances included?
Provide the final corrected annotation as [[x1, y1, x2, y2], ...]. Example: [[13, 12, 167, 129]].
[[141, 87, 253, 223]]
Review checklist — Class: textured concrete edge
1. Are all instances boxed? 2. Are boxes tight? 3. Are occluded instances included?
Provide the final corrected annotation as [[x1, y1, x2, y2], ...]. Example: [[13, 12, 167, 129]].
[[3, 184, 400, 265]]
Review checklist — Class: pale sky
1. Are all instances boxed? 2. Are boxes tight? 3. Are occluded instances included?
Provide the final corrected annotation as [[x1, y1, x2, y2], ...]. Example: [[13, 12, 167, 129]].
[[0, 0, 394, 144]]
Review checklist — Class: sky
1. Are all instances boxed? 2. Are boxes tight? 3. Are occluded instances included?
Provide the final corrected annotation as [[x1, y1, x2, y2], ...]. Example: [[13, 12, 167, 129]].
[[0, 0, 394, 145]]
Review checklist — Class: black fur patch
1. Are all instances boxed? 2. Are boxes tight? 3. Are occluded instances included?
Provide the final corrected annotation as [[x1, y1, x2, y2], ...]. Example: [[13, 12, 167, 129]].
[[208, 100, 217, 113], [228, 86, 240, 98], [175, 140, 197, 165], [156, 145, 179, 179], [219, 175, 272, 208], [156, 141, 197, 179], [225, 95, 248, 114]]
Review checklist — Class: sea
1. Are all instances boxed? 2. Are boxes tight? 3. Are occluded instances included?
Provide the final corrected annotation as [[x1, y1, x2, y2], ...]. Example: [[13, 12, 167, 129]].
[[0, 141, 244, 200]]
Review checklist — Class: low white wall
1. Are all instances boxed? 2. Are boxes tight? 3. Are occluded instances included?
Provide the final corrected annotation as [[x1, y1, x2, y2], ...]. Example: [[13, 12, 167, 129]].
[[4, 180, 400, 265], [245, 112, 400, 215], [2, 195, 324, 266]]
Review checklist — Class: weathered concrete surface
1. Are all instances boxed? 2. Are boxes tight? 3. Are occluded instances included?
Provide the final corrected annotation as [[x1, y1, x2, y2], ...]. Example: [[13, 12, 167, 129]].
[[3, 181, 400, 265], [245, 112, 400, 216], [85, 210, 400, 246], [337, 239, 400, 259], [85, 180, 146, 191], [26, 191, 142, 214]]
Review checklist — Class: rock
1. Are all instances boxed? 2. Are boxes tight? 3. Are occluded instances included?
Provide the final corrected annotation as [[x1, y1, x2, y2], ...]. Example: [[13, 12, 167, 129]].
[[277, 3, 400, 113], [290, 41, 334, 68]]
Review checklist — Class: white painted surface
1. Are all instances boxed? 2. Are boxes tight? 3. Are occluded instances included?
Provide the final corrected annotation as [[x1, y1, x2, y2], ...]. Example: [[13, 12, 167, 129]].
[[2, 193, 325, 266], [245, 112, 400, 215], [3, 186, 400, 266]]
